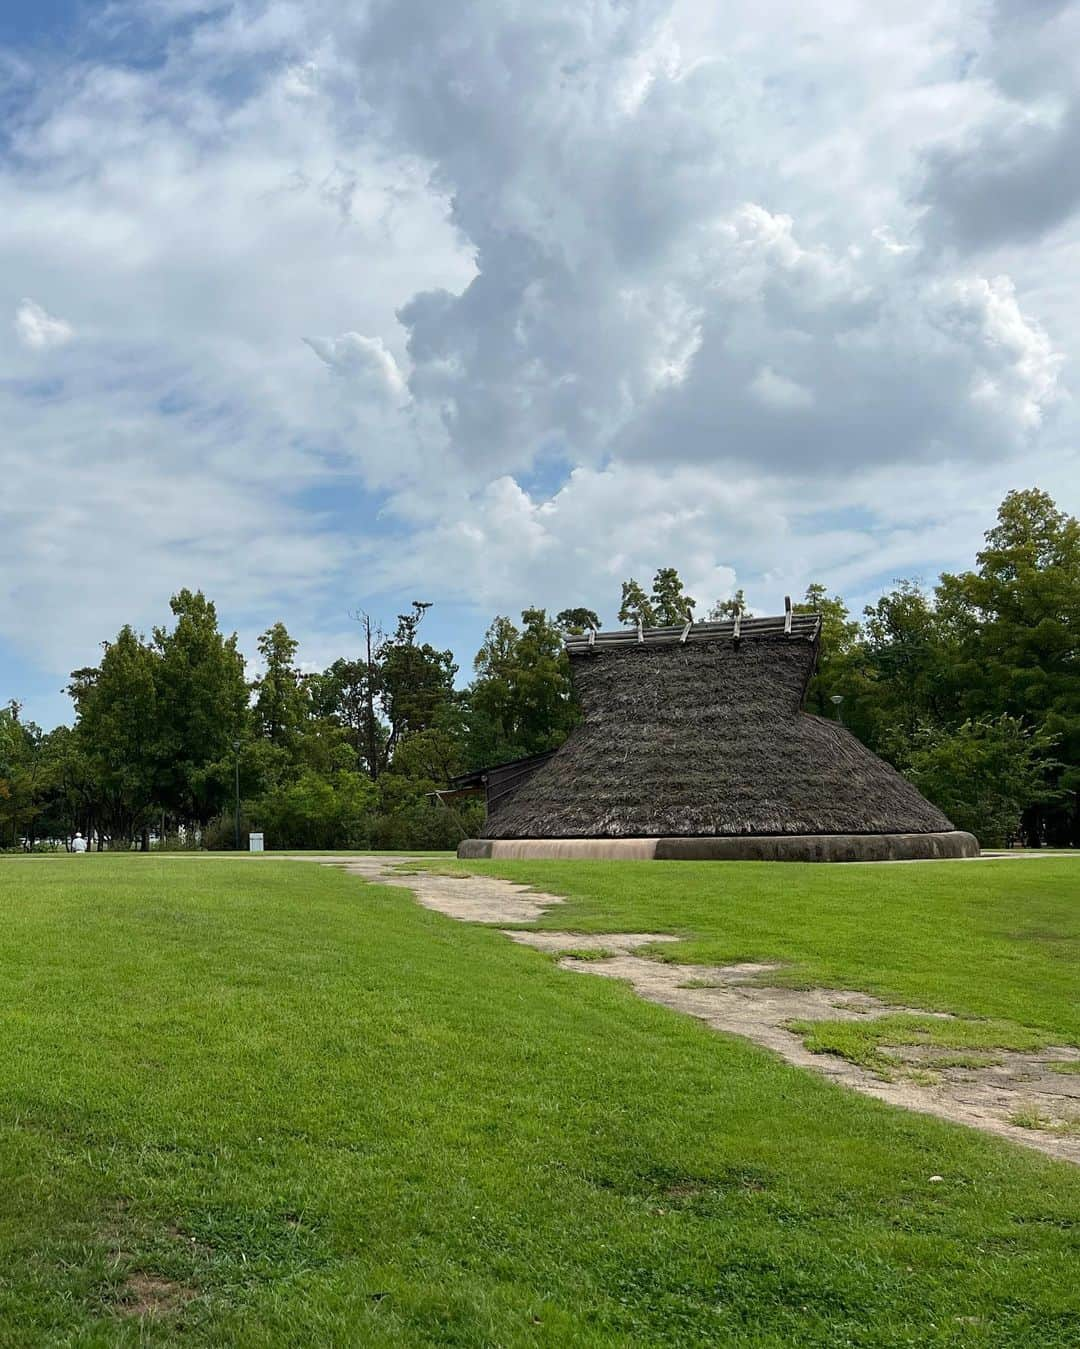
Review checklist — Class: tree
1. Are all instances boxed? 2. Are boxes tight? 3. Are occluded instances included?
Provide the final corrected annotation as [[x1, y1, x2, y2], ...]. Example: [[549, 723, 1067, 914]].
[[311, 654, 386, 780], [68, 626, 160, 847], [312, 604, 458, 784], [252, 622, 307, 747], [468, 608, 576, 766], [350, 609, 387, 781], [618, 568, 695, 627], [793, 585, 864, 722], [936, 489, 1080, 844], [0, 702, 52, 848], [858, 582, 952, 743], [254, 768, 377, 851], [37, 725, 96, 845], [391, 726, 465, 785], [370, 771, 484, 850], [252, 623, 303, 750], [651, 567, 696, 625], [906, 717, 1057, 848], [707, 588, 752, 620], [152, 590, 249, 828], [555, 607, 601, 635], [379, 603, 458, 767], [617, 578, 656, 628]]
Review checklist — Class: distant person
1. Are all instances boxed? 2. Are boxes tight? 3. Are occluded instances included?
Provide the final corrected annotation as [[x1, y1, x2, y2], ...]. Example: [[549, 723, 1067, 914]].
[[71, 832, 87, 854]]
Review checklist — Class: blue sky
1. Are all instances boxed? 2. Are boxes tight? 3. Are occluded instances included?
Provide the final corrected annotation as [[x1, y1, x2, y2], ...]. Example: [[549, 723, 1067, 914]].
[[0, 0, 83, 46], [2, 0, 1078, 727]]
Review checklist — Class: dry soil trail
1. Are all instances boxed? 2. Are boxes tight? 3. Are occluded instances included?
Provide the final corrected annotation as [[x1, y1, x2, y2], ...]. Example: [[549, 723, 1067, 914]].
[[308, 854, 1080, 1166]]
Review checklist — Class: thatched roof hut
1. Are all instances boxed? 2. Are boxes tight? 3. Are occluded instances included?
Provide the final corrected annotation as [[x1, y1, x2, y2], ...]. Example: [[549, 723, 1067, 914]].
[[458, 610, 978, 862]]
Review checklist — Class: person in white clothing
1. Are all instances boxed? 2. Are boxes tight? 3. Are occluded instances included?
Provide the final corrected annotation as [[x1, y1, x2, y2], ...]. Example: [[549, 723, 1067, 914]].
[[71, 832, 88, 854]]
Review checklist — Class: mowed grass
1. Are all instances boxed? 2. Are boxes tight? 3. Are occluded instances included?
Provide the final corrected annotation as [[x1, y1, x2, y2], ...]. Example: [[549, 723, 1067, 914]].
[[0, 858, 1077, 1345], [446, 856, 1080, 1043]]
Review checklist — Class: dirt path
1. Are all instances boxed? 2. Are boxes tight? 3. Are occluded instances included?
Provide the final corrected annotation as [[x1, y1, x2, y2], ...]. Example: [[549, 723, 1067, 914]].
[[325, 856, 1080, 1166]]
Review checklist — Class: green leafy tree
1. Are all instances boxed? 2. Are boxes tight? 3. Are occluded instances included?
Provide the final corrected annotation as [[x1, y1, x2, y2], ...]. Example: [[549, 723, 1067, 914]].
[[370, 771, 483, 850], [617, 578, 656, 628], [858, 582, 952, 741], [391, 726, 466, 785], [36, 725, 97, 845], [468, 608, 576, 766], [253, 622, 308, 747], [379, 603, 459, 767], [152, 590, 249, 828], [310, 653, 386, 780], [312, 605, 458, 784], [555, 607, 601, 635], [906, 717, 1058, 848], [936, 489, 1080, 844], [253, 768, 377, 851], [707, 588, 752, 620], [618, 568, 695, 627], [651, 567, 696, 625], [68, 626, 161, 847], [0, 703, 52, 848]]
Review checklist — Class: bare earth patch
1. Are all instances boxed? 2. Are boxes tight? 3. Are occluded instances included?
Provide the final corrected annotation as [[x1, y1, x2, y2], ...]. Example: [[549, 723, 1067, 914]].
[[114, 1272, 194, 1318], [329, 856, 1080, 1165], [336, 856, 565, 924]]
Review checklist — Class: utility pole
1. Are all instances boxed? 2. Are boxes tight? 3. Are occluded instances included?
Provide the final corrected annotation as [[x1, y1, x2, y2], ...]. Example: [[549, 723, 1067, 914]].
[[233, 740, 241, 850]]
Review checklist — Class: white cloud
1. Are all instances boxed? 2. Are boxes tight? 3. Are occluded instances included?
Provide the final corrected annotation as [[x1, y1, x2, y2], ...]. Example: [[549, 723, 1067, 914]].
[[13, 299, 74, 351], [372, 463, 761, 621], [1, 0, 1078, 713], [304, 332, 408, 403], [872, 226, 915, 256], [368, 445, 1080, 638], [916, 1, 1080, 250], [749, 366, 815, 411], [929, 274, 1065, 429]]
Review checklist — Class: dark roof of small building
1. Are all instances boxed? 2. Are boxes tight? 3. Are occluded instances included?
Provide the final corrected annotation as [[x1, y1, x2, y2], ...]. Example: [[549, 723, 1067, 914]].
[[480, 611, 953, 840], [450, 750, 556, 792]]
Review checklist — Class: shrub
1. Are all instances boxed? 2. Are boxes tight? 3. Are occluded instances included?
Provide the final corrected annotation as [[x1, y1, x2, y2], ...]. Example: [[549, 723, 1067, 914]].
[[906, 717, 1058, 847]]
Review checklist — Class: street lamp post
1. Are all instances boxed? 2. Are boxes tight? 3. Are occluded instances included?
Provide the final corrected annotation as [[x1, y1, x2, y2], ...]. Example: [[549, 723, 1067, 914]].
[[233, 740, 241, 851]]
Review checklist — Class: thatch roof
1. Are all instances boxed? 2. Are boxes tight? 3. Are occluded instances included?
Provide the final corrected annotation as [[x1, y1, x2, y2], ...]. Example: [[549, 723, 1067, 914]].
[[482, 614, 954, 839]]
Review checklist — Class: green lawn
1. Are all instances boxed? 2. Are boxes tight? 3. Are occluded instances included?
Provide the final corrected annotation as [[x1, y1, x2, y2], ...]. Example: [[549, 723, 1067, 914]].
[[0, 856, 1079, 1346], [447, 856, 1080, 1043]]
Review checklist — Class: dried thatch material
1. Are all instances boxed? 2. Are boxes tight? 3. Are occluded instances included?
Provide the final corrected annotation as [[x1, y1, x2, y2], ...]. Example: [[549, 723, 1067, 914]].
[[483, 617, 955, 840]]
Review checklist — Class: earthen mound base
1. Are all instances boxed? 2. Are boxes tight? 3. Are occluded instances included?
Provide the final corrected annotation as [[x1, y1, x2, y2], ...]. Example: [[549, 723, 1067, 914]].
[[458, 832, 979, 863]]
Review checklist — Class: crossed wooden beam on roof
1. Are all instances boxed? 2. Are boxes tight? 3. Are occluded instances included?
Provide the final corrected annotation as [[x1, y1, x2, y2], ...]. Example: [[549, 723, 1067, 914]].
[[564, 599, 821, 653]]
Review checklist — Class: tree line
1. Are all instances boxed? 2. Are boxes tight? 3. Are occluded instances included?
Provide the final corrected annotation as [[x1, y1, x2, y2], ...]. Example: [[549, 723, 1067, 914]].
[[1, 488, 1077, 851]]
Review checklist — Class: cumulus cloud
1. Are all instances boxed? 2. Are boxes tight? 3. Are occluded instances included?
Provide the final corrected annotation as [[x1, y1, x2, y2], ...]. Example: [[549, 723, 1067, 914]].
[[750, 367, 815, 411], [916, 0, 1080, 250], [305, 332, 408, 403], [328, 12, 1066, 477], [919, 100, 1080, 252], [13, 298, 74, 350], [369, 450, 1080, 633], [0, 0, 1077, 714], [928, 275, 1064, 429], [617, 205, 1063, 471], [372, 464, 757, 622]]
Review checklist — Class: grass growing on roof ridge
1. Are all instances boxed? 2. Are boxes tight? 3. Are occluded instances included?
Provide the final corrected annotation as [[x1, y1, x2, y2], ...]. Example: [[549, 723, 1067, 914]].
[[0, 856, 1077, 1344]]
